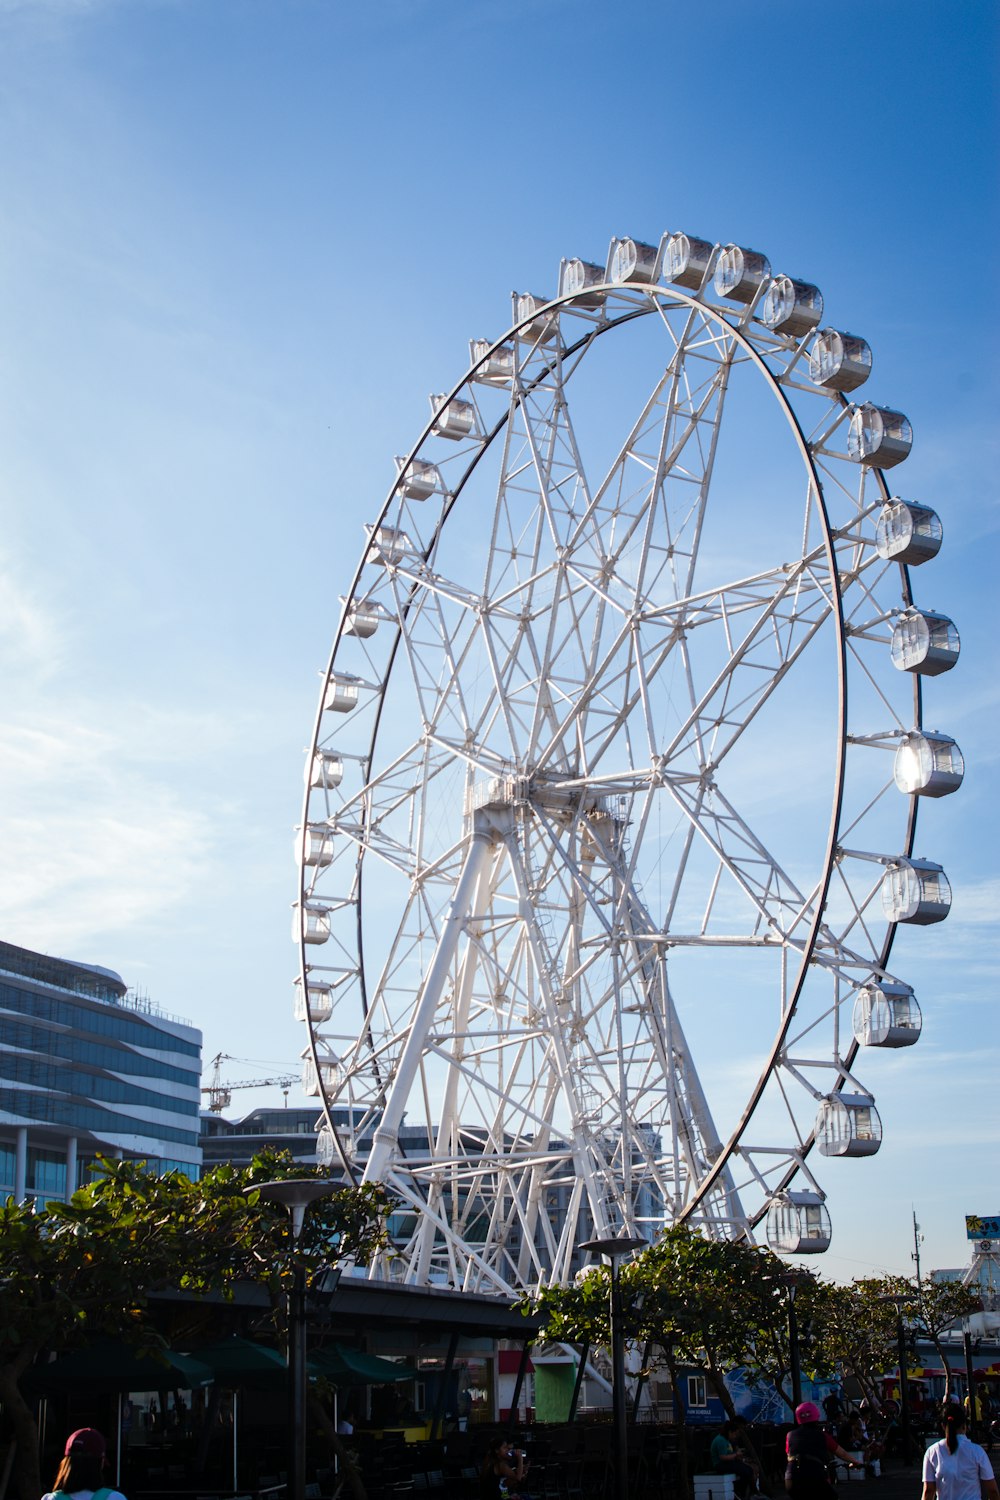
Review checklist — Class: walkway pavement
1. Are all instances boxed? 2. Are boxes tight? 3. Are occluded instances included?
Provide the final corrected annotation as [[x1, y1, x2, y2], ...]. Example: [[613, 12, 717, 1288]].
[[865, 1462, 924, 1500]]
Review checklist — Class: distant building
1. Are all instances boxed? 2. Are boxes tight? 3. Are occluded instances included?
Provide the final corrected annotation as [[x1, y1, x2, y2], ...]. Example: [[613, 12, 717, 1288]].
[[0, 938, 202, 1201], [200, 1104, 323, 1169]]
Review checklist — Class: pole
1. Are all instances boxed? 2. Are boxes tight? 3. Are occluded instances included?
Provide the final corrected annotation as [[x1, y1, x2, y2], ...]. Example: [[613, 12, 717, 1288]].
[[568, 1342, 590, 1424], [611, 1259, 628, 1500], [896, 1313, 912, 1465], [245, 1177, 339, 1500], [430, 1332, 459, 1440], [289, 1256, 307, 1500], [788, 1294, 802, 1408], [579, 1233, 645, 1500], [632, 1338, 653, 1421], [964, 1330, 977, 1431], [508, 1340, 533, 1431]]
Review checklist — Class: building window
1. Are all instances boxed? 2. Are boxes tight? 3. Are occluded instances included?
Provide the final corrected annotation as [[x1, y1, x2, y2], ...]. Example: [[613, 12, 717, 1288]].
[[28, 1148, 66, 1196], [687, 1375, 707, 1408]]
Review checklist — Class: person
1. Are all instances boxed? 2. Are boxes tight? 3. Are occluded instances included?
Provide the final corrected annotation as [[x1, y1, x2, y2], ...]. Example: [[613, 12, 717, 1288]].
[[711, 1418, 761, 1500], [785, 1401, 862, 1500], [42, 1428, 127, 1500], [837, 1413, 885, 1471], [823, 1391, 844, 1426], [922, 1407, 999, 1500], [480, 1436, 531, 1499]]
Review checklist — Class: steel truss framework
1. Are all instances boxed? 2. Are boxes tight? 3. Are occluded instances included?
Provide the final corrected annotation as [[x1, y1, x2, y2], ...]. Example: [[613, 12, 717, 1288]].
[[295, 238, 958, 1293]]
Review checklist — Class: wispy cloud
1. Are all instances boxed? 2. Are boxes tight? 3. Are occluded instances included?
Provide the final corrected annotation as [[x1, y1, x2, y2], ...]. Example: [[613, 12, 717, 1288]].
[[0, 554, 65, 679], [0, 715, 216, 953]]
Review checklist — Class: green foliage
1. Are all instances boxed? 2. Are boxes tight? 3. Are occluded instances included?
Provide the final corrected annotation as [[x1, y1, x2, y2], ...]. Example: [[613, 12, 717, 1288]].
[[0, 1148, 391, 1353], [528, 1225, 796, 1416], [527, 1231, 983, 1419], [0, 1150, 392, 1500]]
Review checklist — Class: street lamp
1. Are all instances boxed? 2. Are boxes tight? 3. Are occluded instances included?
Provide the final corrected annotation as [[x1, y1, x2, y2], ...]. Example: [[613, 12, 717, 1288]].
[[247, 1178, 339, 1500], [580, 1233, 647, 1500], [963, 1324, 979, 1429], [762, 1268, 810, 1410], [879, 1293, 916, 1465], [781, 1270, 810, 1408]]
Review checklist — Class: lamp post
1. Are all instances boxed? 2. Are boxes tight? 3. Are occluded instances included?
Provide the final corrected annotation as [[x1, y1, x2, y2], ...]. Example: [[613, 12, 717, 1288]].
[[763, 1268, 809, 1411], [247, 1178, 339, 1500], [879, 1294, 915, 1465], [580, 1233, 647, 1500], [781, 1270, 810, 1408], [963, 1326, 978, 1429]]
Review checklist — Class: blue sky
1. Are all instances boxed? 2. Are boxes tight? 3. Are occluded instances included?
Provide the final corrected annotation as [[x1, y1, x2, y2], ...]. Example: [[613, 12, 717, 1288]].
[[0, 0, 996, 1284]]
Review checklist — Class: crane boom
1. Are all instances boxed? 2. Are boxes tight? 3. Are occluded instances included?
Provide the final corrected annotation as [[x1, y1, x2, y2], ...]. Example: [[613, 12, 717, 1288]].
[[201, 1051, 298, 1113]]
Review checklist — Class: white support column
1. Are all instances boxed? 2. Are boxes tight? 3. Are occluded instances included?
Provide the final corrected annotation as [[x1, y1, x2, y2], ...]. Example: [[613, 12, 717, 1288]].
[[65, 1137, 78, 1201], [413, 841, 497, 1285], [502, 827, 609, 1237], [363, 822, 493, 1187], [14, 1126, 28, 1202]]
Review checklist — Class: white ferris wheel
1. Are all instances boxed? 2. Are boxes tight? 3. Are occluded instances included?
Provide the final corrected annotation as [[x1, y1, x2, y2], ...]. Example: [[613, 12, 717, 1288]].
[[294, 230, 962, 1294]]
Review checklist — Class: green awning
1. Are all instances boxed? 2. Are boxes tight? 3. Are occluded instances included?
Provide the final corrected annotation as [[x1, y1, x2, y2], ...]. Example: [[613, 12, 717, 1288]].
[[308, 1343, 414, 1386], [27, 1340, 214, 1394]]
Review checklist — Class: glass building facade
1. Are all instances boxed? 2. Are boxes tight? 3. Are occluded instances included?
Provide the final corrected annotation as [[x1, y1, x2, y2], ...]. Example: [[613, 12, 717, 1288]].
[[0, 939, 202, 1201]]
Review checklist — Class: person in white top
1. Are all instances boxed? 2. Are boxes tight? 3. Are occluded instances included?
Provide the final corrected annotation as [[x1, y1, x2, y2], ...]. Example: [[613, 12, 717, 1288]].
[[922, 1407, 998, 1500], [41, 1427, 128, 1500]]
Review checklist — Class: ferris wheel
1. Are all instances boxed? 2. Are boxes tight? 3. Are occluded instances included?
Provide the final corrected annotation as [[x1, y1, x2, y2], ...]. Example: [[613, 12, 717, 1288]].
[[294, 230, 962, 1293]]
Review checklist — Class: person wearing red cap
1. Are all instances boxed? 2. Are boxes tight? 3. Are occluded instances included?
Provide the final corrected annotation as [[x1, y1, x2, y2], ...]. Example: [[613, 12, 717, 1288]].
[[42, 1429, 127, 1500], [785, 1402, 862, 1500]]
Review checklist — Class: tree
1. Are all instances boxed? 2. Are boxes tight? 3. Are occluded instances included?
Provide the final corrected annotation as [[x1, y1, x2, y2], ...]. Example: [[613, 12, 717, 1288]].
[[911, 1278, 979, 1402], [528, 1226, 794, 1490], [803, 1273, 979, 1411], [0, 1152, 390, 1500]]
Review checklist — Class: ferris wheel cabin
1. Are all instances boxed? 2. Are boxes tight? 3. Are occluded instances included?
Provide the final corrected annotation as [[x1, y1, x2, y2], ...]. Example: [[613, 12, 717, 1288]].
[[808, 329, 872, 392], [395, 457, 441, 500], [760, 275, 824, 336], [324, 673, 360, 713], [295, 902, 332, 946], [852, 980, 922, 1048], [815, 1094, 882, 1157], [876, 499, 943, 565], [300, 824, 335, 867], [608, 237, 659, 285], [893, 730, 964, 797], [307, 750, 344, 789], [713, 244, 771, 303], [430, 394, 477, 441], [890, 607, 961, 676], [847, 403, 913, 468], [881, 857, 952, 925], [515, 293, 559, 343], [663, 232, 716, 290], [303, 1050, 339, 1095], [294, 978, 334, 1025], [766, 1191, 833, 1254], [560, 258, 606, 306], [470, 338, 515, 386]]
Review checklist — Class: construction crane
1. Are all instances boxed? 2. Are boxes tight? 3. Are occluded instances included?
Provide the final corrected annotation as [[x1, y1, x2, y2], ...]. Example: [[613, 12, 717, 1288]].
[[202, 1052, 298, 1114]]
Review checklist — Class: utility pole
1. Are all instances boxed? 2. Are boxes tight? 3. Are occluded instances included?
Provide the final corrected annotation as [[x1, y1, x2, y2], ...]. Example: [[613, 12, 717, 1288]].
[[912, 1211, 924, 1293]]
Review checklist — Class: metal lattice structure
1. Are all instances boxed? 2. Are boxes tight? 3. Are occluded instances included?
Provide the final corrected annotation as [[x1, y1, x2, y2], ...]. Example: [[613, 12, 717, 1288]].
[[294, 232, 961, 1292]]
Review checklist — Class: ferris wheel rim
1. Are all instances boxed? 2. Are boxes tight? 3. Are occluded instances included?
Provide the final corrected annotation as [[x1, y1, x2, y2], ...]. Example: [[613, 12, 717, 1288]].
[[296, 265, 930, 1261]]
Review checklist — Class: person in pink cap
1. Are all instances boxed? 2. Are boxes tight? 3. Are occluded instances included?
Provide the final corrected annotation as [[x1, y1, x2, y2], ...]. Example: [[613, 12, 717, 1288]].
[[785, 1402, 862, 1500], [42, 1429, 127, 1500]]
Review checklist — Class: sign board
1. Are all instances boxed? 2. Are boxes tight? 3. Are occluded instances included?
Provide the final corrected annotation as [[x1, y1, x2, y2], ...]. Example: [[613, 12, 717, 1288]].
[[965, 1215, 1000, 1241]]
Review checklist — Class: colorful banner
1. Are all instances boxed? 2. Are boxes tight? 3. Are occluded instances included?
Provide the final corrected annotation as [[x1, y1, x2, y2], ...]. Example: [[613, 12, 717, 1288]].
[[965, 1215, 1000, 1240]]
